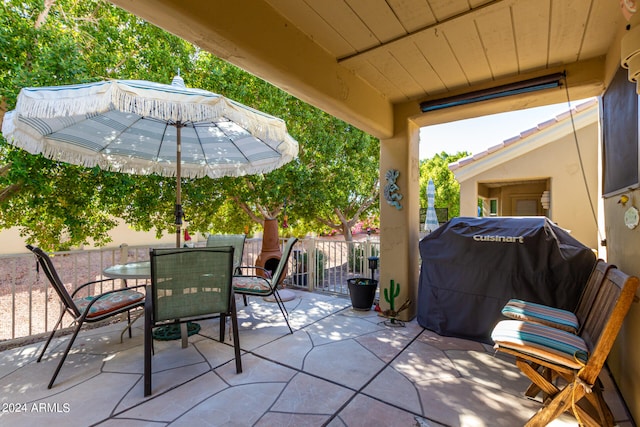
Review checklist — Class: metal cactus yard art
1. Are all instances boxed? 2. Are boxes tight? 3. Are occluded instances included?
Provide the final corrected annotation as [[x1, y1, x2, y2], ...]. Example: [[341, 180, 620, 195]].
[[380, 279, 411, 326]]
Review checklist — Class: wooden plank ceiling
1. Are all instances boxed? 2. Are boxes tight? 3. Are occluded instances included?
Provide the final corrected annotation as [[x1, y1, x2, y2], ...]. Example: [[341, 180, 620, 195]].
[[108, 0, 626, 136], [266, 0, 622, 103]]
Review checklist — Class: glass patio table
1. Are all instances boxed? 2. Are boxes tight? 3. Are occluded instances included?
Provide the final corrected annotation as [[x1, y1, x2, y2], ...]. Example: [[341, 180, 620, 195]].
[[103, 261, 150, 280], [102, 261, 151, 343]]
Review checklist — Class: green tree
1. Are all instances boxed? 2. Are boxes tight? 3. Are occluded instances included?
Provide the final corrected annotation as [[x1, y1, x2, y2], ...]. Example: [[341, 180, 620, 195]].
[[0, 0, 380, 250], [419, 151, 470, 220], [297, 120, 379, 241], [0, 0, 199, 249]]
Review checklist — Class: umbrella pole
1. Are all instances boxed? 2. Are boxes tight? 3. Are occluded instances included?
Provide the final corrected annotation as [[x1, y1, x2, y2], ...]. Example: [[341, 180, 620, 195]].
[[175, 123, 182, 249], [174, 122, 190, 348]]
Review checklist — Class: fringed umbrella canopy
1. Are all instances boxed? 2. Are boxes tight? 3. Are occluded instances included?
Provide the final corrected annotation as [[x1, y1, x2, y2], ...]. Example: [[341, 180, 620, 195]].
[[2, 75, 299, 246], [2, 76, 298, 178]]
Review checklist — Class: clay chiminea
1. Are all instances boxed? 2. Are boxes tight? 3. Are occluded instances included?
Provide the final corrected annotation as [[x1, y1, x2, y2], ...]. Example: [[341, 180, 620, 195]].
[[256, 218, 285, 283]]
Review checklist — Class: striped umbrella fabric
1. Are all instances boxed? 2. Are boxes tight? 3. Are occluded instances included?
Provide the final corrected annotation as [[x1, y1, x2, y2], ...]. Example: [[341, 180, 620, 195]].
[[2, 75, 299, 247], [424, 179, 439, 233], [1, 76, 298, 179]]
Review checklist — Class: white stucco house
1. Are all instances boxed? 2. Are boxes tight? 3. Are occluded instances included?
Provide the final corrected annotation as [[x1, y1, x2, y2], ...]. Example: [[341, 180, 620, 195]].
[[449, 98, 600, 250]]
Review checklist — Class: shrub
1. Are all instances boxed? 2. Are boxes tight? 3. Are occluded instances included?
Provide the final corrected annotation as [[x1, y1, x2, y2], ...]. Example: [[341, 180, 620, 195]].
[[348, 243, 380, 274], [294, 249, 327, 281]]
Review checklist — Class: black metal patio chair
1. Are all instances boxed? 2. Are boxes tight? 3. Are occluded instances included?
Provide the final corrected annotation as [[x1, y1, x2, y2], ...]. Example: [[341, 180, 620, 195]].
[[27, 245, 146, 389], [232, 237, 298, 334]]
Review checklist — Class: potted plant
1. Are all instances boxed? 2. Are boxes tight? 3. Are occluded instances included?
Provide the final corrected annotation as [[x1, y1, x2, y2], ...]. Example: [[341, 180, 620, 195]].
[[347, 253, 379, 310], [347, 277, 378, 310]]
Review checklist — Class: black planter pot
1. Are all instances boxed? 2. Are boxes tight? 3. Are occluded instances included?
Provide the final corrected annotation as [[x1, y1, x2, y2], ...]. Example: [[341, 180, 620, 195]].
[[347, 278, 378, 311]]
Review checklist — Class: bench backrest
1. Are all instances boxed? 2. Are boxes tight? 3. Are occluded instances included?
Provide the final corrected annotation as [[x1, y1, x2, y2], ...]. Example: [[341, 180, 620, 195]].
[[575, 259, 615, 331], [579, 267, 639, 383]]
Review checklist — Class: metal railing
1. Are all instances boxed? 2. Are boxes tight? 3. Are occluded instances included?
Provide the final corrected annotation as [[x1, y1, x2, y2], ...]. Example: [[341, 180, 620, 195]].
[[0, 236, 379, 343], [287, 237, 380, 294]]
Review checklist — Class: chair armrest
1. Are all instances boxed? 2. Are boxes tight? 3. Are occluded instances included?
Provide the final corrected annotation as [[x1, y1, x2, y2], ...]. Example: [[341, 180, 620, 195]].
[[235, 266, 272, 278], [71, 277, 124, 297], [76, 283, 147, 299]]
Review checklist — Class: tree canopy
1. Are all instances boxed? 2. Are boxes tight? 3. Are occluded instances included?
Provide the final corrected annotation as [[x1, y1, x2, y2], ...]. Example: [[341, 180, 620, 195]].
[[0, 0, 379, 250], [419, 151, 470, 221]]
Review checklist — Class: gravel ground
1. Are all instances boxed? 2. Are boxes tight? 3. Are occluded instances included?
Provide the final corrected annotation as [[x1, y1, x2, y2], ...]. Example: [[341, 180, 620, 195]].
[[0, 235, 378, 346], [0, 248, 150, 345]]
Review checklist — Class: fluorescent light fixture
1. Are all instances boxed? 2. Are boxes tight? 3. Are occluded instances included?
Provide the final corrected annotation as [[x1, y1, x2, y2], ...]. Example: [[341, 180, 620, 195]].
[[420, 72, 566, 113]]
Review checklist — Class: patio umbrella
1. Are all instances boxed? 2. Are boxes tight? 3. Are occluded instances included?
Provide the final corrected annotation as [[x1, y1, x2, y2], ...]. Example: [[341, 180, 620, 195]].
[[1, 75, 298, 247], [424, 178, 439, 233]]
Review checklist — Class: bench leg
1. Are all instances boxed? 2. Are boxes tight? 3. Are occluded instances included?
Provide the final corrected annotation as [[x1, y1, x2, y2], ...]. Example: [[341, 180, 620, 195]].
[[525, 382, 582, 426], [517, 358, 559, 398]]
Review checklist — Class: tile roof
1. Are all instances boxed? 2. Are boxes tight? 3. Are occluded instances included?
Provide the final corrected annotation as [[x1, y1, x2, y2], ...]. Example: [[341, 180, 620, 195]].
[[448, 98, 598, 171]]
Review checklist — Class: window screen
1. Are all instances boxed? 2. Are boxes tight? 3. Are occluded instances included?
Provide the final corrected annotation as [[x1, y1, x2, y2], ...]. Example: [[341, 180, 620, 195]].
[[602, 67, 639, 196]]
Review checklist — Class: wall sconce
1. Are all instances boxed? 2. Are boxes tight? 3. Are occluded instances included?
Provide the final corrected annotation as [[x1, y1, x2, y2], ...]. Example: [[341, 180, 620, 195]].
[[540, 190, 550, 210], [621, 10, 640, 92]]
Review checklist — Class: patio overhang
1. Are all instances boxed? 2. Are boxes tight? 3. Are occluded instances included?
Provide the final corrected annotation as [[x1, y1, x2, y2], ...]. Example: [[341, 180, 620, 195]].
[[107, 1, 622, 138], [107, 0, 395, 139]]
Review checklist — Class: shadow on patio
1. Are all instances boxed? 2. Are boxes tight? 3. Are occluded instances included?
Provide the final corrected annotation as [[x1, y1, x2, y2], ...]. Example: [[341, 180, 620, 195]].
[[0, 290, 632, 426]]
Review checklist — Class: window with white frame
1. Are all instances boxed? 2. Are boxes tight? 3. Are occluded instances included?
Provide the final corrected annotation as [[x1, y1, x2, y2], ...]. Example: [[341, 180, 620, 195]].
[[489, 198, 498, 216]]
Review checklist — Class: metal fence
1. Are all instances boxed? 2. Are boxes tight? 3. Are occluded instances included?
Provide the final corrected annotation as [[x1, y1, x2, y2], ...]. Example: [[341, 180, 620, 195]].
[[290, 237, 380, 294], [0, 236, 379, 343], [419, 207, 449, 228]]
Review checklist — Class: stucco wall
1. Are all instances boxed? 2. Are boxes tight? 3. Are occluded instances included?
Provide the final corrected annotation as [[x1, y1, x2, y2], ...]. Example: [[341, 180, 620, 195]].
[[603, 192, 640, 419], [378, 103, 422, 322], [0, 219, 186, 255], [457, 116, 600, 249]]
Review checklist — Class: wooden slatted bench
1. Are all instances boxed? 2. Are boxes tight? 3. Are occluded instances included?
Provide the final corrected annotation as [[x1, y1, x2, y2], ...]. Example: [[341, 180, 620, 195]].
[[491, 266, 639, 426], [499, 259, 616, 400], [500, 259, 614, 333]]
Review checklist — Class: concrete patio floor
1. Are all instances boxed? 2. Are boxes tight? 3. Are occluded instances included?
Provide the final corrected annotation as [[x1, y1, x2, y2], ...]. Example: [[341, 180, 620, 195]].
[[0, 289, 634, 427]]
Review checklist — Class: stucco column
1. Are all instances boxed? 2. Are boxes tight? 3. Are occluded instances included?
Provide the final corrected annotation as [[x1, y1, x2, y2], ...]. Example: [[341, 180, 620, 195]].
[[379, 103, 421, 321], [458, 180, 479, 217]]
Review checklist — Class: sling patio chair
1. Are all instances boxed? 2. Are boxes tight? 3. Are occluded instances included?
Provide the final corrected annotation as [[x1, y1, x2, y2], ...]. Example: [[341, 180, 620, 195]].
[[27, 245, 146, 389], [206, 234, 247, 338], [206, 233, 246, 273], [232, 237, 298, 334], [492, 267, 639, 426], [144, 246, 241, 396]]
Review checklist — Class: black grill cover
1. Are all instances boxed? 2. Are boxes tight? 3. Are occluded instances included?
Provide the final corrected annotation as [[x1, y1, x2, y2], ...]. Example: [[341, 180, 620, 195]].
[[418, 217, 596, 344]]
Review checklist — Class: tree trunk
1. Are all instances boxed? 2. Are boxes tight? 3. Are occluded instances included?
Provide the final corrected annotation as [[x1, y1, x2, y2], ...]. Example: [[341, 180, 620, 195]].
[[342, 222, 353, 242]]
